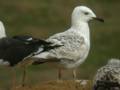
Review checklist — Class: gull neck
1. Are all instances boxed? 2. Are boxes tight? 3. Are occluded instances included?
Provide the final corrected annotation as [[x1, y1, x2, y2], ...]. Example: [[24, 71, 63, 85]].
[[0, 22, 6, 38], [71, 21, 90, 46]]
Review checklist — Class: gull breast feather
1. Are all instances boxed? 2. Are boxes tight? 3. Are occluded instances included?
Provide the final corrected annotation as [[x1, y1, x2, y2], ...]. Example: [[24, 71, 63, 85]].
[[46, 30, 88, 62]]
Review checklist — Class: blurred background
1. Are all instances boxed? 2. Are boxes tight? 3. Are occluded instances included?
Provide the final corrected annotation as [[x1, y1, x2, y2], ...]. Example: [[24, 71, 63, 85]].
[[0, 0, 120, 89]]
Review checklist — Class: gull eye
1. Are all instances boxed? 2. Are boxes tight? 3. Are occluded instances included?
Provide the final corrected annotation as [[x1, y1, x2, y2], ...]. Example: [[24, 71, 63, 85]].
[[84, 12, 89, 15]]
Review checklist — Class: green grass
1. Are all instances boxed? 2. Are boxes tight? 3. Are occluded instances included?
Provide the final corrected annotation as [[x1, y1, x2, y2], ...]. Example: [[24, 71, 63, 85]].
[[0, 0, 120, 89]]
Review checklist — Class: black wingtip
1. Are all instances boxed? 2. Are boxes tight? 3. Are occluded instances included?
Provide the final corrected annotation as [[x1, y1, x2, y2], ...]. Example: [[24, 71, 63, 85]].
[[38, 40, 52, 45], [41, 44, 63, 53], [51, 44, 64, 48]]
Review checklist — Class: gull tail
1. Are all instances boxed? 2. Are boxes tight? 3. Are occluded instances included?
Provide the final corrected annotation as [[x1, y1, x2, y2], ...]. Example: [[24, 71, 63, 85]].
[[32, 44, 62, 65], [31, 41, 63, 65], [31, 39, 63, 54]]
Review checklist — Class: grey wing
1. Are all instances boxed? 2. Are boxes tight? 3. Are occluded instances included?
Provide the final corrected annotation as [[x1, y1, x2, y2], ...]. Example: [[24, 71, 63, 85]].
[[46, 31, 86, 61]]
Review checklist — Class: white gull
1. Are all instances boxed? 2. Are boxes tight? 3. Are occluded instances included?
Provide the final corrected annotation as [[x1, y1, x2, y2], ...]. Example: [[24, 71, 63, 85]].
[[33, 6, 104, 80]]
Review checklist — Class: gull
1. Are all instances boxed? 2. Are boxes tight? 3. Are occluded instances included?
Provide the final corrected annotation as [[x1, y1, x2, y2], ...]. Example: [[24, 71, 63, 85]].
[[0, 21, 62, 87], [33, 6, 104, 80], [93, 59, 120, 90]]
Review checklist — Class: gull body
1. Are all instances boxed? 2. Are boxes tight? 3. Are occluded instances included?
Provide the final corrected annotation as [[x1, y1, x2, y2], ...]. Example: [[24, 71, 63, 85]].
[[33, 6, 103, 79], [0, 21, 61, 67], [0, 21, 62, 87]]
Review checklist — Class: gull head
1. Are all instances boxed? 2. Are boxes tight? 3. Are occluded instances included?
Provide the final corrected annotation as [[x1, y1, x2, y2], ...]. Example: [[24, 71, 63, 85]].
[[107, 58, 120, 66], [72, 6, 104, 24], [0, 21, 6, 38]]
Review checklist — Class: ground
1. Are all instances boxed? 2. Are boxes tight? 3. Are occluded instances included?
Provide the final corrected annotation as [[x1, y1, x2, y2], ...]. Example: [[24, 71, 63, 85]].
[[11, 80, 92, 90]]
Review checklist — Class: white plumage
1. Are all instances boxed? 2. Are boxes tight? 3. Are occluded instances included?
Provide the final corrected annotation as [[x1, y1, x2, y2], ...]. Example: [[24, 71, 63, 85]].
[[43, 28, 89, 69], [33, 6, 104, 79], [0, 21, 6, 38]]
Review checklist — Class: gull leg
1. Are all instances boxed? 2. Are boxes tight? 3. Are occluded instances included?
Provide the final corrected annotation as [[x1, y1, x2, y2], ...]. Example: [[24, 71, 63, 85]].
[[21, 66, 27, 87], [19, 57, 33, 87], [72, 69, 77, 80], [58, 68, 62, 80], [72, 69, 81, 83], [57, 68, 63, 83], [10, 67, 17, 89], [4, 66, 17, 89]]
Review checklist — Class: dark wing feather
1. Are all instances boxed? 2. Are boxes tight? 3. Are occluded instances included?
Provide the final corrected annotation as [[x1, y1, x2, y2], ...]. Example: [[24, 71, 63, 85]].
[[0, 36, 62, 66], [13, 35, 52, 45]]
